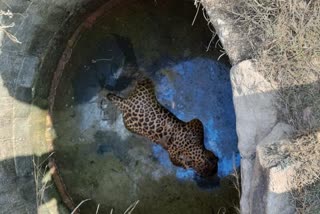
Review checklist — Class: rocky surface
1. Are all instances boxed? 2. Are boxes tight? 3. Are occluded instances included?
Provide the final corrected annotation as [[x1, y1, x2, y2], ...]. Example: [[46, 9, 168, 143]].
[[200, 0, 255, 65], [231, 60, 295, 214]]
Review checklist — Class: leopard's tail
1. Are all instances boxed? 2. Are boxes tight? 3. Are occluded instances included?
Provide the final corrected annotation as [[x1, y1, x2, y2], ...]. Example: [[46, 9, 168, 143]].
[[107, 93, 125, 110]]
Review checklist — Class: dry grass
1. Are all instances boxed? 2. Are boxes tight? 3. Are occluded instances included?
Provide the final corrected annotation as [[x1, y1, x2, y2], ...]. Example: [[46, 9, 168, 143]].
[[271, 131, 320, 211], [206, 157, 241, 214], [230, 166, 241, 214], [286, 132, 320, 213], [230, 0, 320, 131], [71, 199, 140, 214], [33, 153, 55, 209], [291, 182, 320, 214], [220, 158, 241, 214], [286, 132, 320, 189], [229, 0, 320, 213]]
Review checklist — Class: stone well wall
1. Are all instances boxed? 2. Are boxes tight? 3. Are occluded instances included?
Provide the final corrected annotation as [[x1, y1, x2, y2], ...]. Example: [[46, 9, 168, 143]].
[[0, 0, 293, 213]]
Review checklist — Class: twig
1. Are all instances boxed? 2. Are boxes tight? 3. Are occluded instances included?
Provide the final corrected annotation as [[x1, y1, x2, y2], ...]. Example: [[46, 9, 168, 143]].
[[217, 52, 226, 61], [217, 207, 227, 214], [91, 58, 113, 63], [192, 1, 201, 26], [96, 204, 100, 214], [0, 10, 22, 44], [71, 199, 91, 214], [206, 32, 216, 52], [0, 10, 13, 17], [124, 200, 140, 214]]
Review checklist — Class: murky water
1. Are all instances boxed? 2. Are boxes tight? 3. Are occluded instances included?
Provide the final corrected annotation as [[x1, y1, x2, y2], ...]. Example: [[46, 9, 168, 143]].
[[53, 0, 239, 213]]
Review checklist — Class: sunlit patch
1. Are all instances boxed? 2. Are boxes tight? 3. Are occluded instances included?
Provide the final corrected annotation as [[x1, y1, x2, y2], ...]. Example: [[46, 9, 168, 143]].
[[37, 198, 59, 213]]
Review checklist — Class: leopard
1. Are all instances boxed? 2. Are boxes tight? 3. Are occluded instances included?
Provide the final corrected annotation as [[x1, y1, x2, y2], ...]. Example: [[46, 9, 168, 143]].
[[106, 78, 218, 177]]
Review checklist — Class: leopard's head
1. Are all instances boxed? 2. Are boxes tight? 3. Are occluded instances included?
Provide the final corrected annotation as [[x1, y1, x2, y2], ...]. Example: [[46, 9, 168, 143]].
[[194, 150, 218, 177]]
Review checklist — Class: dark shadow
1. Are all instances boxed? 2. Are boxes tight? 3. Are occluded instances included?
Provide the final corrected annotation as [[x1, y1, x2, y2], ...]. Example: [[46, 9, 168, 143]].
[[73, 34, 136, 105]]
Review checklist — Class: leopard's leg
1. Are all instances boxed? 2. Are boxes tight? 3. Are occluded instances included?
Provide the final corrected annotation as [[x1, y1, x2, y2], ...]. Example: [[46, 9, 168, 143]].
[[168, 149, 192, 169]]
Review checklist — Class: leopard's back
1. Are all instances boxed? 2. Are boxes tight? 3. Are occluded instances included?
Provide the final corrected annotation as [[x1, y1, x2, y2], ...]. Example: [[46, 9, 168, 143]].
[[107, 78, 218, 177], [108, 79, 176, 141]]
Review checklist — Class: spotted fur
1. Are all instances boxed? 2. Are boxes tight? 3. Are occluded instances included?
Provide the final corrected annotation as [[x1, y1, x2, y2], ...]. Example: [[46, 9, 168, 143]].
[[107, 79, 218, 177]]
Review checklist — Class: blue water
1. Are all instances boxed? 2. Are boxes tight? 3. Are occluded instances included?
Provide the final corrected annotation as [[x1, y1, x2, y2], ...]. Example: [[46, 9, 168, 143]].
[[151, 57, 240, 179]]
